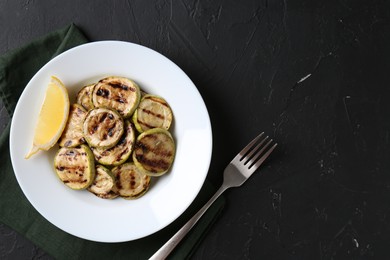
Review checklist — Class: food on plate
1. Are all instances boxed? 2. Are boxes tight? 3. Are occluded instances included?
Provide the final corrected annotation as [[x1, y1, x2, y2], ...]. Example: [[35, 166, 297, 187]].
[[132, 94, 173, 133], [91, 120, 135, 166], [25, 76, 70, 159], [112, 163, 151, 199], [58, 104, 87, 147], [83, 107, 124, 149], [39, 75, 176, 200], [54, 145, 96, 190], [92, 76, 141, 118], [87, 165, 118, 199], [76, 84, 95, 111], [133, 128, 175, 176]]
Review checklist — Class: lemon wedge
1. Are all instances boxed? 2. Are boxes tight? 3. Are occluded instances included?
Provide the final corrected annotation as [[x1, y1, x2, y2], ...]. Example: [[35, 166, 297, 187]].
[[25, 76, 70, 159]]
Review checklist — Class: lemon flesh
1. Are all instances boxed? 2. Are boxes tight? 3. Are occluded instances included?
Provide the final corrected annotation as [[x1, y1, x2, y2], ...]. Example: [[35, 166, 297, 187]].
[[25, 76, 70, 159]]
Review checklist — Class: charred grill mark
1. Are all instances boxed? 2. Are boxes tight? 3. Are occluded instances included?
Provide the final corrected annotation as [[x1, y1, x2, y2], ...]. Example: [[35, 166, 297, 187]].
[[108, 82, 131, 91], [59, 150, 87, 157], [89, 121, 99, 134], [64, 140, 73, 147], [117, 135, 127, 146], [109, 190, 117, 195], [100, 150, 109, 156], [107, 126, 115, 137], [75, 107, 85, 116], [135, 136, 173, 157], [115, 171, 122, 189], [56, 165, 86, 172], [89, 125, 97, 134], [116, 148, 129, 162], [141, 108, 165, 120], [135, 155, 170, 171], [106, 81, 137, 92], [63, 179, 88, 184], [99, 192, 113, 199], [99, 112, 108, 123], [65, 150, 75, 156], [147, 97, 169, 107], [115, 97, 127, 104], [130, 173, 136, 187], [137, 119, 155, 129], [96, 88, 110, 98]]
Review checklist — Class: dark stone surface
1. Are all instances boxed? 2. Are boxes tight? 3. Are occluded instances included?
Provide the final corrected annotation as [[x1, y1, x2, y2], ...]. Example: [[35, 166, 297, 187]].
[[1, 0, 390, 259]]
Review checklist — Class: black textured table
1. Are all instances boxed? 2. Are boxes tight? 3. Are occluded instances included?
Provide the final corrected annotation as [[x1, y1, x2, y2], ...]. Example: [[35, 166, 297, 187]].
[[1, 0, 390, 259]]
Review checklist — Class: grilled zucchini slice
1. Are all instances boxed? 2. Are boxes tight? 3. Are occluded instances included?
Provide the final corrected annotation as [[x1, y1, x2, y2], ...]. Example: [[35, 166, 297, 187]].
[[133, 128, 175, 176], [91, 120, 135, 166], [54, 145, 95, 190], [88, 165, 118, 199], [112, 163, 151, 199], [83, 107, 124, 149], [132, 94, 173, 133], [92, 76, 141, 118], [76, 84, 95, 111], [58, 104, 87, 147]]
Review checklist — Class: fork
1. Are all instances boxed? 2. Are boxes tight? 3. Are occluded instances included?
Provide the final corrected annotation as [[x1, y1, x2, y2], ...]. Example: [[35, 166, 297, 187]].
[[149, 132, 277, 260]]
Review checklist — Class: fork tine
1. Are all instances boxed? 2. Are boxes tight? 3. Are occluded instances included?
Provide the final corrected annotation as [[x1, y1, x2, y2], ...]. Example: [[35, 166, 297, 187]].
[[249, 142, 277, 171], [246, 138, 273, 168], [243, 135, 269, 165], [238, 132, 264, 161]]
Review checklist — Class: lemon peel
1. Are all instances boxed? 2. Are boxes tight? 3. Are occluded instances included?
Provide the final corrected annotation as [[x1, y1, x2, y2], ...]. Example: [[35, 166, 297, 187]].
[[25, 76, 70, 159]]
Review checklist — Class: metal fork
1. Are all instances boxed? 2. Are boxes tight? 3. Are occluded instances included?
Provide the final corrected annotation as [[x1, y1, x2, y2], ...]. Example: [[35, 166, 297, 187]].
[[149, 132, 277, 260]]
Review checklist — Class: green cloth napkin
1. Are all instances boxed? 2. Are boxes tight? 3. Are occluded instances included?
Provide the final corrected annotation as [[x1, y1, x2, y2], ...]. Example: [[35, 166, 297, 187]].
[[0, 24, 224, 260]]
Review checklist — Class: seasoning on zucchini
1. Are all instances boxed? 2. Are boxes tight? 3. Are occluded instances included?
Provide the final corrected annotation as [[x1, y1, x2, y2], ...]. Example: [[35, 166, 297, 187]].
[[87, 165, 118, 199], [92, 76, 141, 118], [54, 145, 95, 190], [76, 83, 95, 111], [91, 120, 135, 166], [112, 163, 151, 199], [83, 107, 124, 149], [132, 94, 173, 133], [58, 104, 87, 147], [133, 128, 175, 176]]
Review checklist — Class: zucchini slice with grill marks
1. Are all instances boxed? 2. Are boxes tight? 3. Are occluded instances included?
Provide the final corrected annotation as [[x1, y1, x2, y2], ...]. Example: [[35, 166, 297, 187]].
[[58, 104, 87, 147], [133, 128, 175, 176], [132, 94, 173, 133], [76, 84, 95, 111], [54, 145, 95, 190], [91, 120, 135, 166], [83, 107, 124, 149], [88, 165, 118, 199], [112, 163, 151, 199], [92, 76, 141, 118]]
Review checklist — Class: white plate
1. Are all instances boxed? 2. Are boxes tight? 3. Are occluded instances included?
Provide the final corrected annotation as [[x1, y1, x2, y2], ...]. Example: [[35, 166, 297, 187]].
[[9, 41, 212, 242]]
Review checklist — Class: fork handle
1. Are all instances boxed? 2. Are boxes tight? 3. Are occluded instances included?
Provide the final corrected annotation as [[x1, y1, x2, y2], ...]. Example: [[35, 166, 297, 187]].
[[149, 185, 228, 260]]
